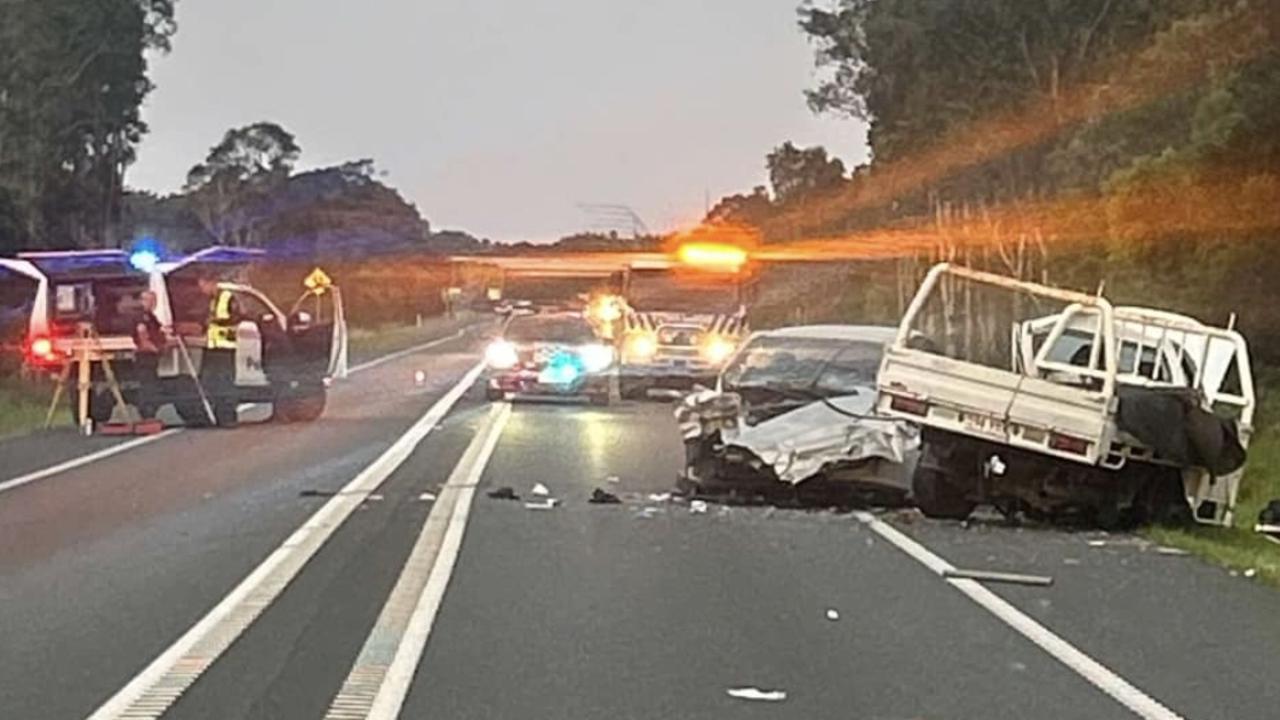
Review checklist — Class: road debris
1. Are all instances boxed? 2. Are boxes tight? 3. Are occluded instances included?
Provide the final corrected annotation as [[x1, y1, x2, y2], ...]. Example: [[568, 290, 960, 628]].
[[486, 486, 519, 501], [647, 492, 673, 503], [1087, 540, 1108, 547], [726, 687, 787, 702], [1062, 558, 1081, 566], [942, 568, 1054, 587], [1155, 546, 1190, 556], [605, 475, 621, 484], [689, 500, 708, 515], [589, 488, 622, 504], [1244, 568, 1258, 579], [417, 492, 437, 502], [635, 506, 662, 518], [413, 370, 427, 386], [825, 608, 840, 621], [524, 498, 559, 510], [531, 482, 551, 497]]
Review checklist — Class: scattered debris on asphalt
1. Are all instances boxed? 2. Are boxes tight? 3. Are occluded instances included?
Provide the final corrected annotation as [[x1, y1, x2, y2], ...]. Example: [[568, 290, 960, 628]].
[[1155, 546, 1190, 556], [942, 568, 1054, 587], [1244, 568, 1258, 579], [589, 488, 622, 504], [414, 370, 427, 386], [532, 482, 550, 497], [825, 608, 840, 621], [300, 489, 381, 499], [689, 500, 709, 515], [605, 475, 621, 484], [648, 492, 673, 503], [1063, 558, 1081, 566], [418, 492, 437, 502], [1087, 540, 1108, 547], [524, 498, 559, 510], [726, 687, 787, 702], [487, 486, 519, 501]]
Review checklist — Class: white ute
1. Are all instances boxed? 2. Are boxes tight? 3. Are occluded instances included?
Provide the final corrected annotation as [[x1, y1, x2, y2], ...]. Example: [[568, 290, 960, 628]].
[[877, 263, 1254, 527]]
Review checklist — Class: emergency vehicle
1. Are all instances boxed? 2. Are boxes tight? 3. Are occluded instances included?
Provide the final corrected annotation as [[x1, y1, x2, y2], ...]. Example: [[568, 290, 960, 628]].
[[0, 247, 347, 429], [614, 241, 757, 398]]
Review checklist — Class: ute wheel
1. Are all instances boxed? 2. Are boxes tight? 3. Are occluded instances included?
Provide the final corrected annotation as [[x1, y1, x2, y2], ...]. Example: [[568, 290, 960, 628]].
[[175, 400, 214, 427], [912, 467, 976, 520], [70, 389, 115, 427], [275, 388, 326, 423]]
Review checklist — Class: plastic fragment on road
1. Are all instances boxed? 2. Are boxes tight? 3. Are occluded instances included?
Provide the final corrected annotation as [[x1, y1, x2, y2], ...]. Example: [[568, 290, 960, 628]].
[[524, 498, 559, 510], [648, 492, 672, 503], [825, 608, 840, 621], [689, 500, 708, 514], [942, 568, 1054, 587], [414, 370, 427, 386], [605, 475, 621, 484], [531, 482, 550, 497], [1155, 546, 1190, 556], [726, 687, 787, 702], [487, 486, 519, 500], [589, 488, 622, 504], [1087, 540, 1108, 547], [1244, 568, 1257, 578], [418, 492, 437, 502]]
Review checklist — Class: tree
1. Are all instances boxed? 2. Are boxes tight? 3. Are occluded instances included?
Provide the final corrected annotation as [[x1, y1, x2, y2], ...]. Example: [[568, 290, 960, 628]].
[[705, 185, 775, 227], [184, 122, 301, 246], [0, 0, 177, 251], [767, 142, 846, 204]]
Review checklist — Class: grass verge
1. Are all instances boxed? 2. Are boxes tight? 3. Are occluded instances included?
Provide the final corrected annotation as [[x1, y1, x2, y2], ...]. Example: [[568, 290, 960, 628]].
[[0, 375, 64, 439], [347, 311, 488, 364], [1143, 369, 1280, 587]]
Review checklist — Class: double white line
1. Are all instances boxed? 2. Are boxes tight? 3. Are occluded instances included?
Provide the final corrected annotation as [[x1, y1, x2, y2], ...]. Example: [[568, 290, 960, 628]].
[[86, 362, 491, 720]]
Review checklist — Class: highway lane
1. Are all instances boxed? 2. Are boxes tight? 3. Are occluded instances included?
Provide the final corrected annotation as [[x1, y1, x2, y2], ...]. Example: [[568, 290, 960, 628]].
[[0, 327, 488, 719], [6, 376, 1280, 719]]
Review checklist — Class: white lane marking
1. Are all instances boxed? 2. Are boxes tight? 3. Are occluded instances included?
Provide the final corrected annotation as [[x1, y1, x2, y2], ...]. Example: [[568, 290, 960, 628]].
[[853, 511, 1184, 720], [324, 402, 510, 720], [84, 362, 486, 720], [348, 328, 473, 375], [0, 430, 180, 496], [0, 326, 479, 496]]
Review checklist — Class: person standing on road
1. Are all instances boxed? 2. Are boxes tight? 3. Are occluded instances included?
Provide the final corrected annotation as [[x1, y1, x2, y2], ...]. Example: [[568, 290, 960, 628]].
[[132, 290, 167, 419], [198, 275, 241, 426]]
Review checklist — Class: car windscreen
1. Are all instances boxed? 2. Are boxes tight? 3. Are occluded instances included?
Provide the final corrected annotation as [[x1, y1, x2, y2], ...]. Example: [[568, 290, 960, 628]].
[[721, 336, 885, 396], [504, 316, 596, 344]]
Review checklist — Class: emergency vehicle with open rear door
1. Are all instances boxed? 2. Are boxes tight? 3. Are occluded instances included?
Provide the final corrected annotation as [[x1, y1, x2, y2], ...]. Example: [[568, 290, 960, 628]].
[[0, 247, 348, 430]]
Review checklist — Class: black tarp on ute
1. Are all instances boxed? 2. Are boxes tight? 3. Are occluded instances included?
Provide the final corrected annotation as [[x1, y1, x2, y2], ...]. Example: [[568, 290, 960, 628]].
[[1116, 386, 1247, 476]]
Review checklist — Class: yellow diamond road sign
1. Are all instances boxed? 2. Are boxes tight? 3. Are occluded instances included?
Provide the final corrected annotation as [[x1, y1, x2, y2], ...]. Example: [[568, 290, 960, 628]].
[[304, 267, 332, 292]]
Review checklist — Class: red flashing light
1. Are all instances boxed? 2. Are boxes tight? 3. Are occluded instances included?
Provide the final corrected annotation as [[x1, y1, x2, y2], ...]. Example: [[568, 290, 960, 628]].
[[28, 336, 55, 363]]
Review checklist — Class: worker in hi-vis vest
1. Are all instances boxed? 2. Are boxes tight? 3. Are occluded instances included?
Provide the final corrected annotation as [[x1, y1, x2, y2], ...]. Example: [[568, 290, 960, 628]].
[[197, 275, 241, 426]]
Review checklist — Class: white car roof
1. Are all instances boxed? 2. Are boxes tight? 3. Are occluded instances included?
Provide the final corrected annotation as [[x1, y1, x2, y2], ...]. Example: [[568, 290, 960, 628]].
[[752, 324, 899, 343]]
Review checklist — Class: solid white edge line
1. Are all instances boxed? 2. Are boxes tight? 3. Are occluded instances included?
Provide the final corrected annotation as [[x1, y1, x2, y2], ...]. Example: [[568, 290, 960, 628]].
[[0, 429, 181, 495], [348, 328, 469, 375], [0, 324, 480, 496], [365, 403, 510, 720], [853, 511, 1184, 720], [84, 361, 486, 720]]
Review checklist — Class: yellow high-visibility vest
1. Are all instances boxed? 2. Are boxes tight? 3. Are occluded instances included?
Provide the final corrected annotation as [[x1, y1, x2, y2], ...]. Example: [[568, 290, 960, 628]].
[[207, 290, 237, 349]]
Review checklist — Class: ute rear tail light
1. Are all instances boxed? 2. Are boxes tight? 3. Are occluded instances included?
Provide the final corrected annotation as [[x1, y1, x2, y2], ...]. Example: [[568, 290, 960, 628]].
[[888, 394, 929, 416], [27, 336, 56, 364], [1049, 432, 1090, 455]]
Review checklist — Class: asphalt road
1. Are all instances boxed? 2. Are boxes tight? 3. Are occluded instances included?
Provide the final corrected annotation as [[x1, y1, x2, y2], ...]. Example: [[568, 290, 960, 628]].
[[2, 336, 1278, 720]]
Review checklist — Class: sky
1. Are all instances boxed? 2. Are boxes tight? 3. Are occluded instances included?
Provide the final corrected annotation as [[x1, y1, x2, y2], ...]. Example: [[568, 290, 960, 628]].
[[127, 0, 870, 243]]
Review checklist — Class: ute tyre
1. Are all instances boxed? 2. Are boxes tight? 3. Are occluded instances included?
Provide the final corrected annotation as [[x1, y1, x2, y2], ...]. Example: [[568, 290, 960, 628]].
[[275, 388, 326, 423], [175, 401, 214, 427], [912, 467, 976, 520]]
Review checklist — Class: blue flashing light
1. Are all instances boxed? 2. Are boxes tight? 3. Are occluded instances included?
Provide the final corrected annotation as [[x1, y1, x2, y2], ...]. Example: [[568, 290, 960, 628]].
[[128, 236, 165, 273], [538, 351, 585, 386], [129, 249, 159, 273]]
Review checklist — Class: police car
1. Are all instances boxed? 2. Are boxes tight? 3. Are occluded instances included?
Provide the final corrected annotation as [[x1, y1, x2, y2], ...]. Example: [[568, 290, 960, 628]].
[[483, 312, 613, 405]]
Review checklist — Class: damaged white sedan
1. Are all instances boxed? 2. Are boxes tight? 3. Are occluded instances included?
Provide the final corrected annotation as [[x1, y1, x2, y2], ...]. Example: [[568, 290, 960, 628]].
[[676, 325, 920, 504]]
